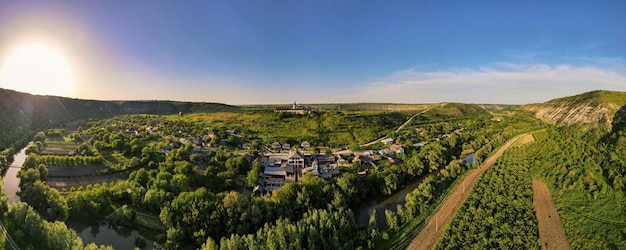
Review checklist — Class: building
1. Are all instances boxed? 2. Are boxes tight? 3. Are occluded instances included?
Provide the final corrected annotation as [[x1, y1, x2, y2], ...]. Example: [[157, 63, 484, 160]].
[[381, 138, 394, 145], [390, 144, 405, 154], [300, 141, 310, 148], [258, 150, 340, 193], [275, 101, 313, 115]]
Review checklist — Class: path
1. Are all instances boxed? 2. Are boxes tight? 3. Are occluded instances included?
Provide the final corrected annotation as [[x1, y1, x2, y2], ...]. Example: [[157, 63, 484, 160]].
[[406, 133, 525, 250], [360, 107, 432, 148], [532, 179, 570, 250], [395, 108, 431, 133]]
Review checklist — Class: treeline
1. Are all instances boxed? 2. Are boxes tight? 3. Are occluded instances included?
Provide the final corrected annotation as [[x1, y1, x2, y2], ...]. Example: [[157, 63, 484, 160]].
[[436, 152, 540, 249], [212, 209, 364, 249], [38, 155, 104, 166]]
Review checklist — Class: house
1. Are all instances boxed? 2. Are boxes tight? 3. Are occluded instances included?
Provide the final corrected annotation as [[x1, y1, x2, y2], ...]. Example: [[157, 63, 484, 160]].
[[271, 142, 281, 150], [260, 150, 340, 192], [353, 155, 373, 165], [300, 141, 310, 148], [282, 143, 291, 150], [381, 138, 394, 145], [379, 148, 395, 157], [390, 144, 405, 154]]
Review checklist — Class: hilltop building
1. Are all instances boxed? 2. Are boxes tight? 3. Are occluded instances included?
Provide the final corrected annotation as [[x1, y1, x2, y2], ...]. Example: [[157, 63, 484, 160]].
[[275, 101, 313, 115]]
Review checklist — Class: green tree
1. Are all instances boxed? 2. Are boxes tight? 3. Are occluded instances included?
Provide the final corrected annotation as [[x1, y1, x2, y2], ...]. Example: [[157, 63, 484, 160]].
[[246, 161, 262, 188]]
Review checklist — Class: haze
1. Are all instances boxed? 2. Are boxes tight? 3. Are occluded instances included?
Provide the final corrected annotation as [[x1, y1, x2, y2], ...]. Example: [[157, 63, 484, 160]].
[[0, 1, 624, 104]]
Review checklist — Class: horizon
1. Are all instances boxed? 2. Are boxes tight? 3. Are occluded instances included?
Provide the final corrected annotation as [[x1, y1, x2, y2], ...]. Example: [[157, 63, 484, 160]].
[[1, 1, 625, 104], [4, 86, 621, 107]]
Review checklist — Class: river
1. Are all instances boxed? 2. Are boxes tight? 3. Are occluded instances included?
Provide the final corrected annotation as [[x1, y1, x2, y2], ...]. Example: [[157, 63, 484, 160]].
[[352, 153, 476, 227], [3, 147, 26, 204], [353, 172, 435, 227], [2, 147, 154, 249]]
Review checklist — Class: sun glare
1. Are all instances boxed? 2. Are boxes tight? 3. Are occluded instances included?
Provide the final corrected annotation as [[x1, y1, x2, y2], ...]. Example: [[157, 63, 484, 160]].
[[0, 43, 74, 97]]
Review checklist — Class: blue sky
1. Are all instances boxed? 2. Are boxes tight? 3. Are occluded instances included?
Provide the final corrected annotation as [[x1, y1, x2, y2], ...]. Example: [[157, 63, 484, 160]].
[[0, 1, 625, 104]]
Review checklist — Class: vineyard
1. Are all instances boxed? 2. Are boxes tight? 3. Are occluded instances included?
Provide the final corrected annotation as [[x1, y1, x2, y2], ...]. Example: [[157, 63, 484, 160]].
[[531, 130, 549, 142], [436, 151, 540, 249]]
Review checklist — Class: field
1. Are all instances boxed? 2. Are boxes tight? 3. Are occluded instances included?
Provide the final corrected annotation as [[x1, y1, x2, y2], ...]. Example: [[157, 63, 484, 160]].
[[408, 134, 526, 249], [46, 171, 130, 190], [40, 137, 132, 189], [554, 190, 626, 249], [532, 130, 549, 142], [511, 133, 535, 148], [41, 140, 77, 155], [181, 110, 411, 146]]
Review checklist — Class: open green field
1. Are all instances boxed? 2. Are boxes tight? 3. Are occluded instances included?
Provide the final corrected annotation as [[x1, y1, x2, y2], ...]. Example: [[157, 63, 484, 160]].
[[179, 110, 413, 146], [41, 139, 77, 155]]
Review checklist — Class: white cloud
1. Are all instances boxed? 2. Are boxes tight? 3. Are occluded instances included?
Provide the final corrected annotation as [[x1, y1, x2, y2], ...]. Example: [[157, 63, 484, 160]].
[[345, 63, 626, 104]]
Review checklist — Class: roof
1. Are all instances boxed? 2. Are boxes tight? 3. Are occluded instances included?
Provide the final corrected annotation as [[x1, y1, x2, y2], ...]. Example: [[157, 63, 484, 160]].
[[264, 167, 286, 176], [381, 138, 394, 144], [288, 150, 304, 159]]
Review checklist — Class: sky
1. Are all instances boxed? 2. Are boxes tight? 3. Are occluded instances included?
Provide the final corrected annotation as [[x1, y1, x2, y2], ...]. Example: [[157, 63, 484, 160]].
[[0, 1, 625, 105]]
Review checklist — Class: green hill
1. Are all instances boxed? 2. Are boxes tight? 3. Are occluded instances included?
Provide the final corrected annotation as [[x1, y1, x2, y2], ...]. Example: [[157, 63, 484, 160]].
[[523, 90, 626, 130], [0, 88, 239, 151]]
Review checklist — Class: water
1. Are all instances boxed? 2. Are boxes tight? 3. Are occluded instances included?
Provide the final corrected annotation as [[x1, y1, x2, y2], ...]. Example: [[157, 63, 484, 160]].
[[463, 153, 476, 164], [2, 147, 155, 249], [353, 172, 435, 227], [68, 220, 155, 250], [3, 147, 27, 204]]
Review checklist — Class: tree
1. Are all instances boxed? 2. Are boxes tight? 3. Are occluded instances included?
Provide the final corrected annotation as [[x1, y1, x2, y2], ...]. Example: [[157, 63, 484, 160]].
[[385, 209, 398, 231], [33, 131, 46, 144], [246, 161, 262, 188], [161, 188, 224, 246], [225, 155, 249, 174], [18, 181, 69, 221]]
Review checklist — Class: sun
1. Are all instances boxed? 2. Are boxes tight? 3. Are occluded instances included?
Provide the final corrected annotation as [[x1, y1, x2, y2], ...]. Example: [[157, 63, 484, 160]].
[[0, 43, 74, 97]]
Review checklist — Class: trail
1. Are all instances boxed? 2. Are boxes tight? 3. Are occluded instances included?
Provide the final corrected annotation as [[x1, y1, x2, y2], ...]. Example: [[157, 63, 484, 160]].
[[532, 179, 571, 250], [406, 133, 525, 250], [359, 107, 432, 148]]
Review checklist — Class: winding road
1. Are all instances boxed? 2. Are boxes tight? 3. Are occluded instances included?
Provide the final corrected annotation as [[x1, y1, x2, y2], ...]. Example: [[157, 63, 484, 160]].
[[406, 133, 526, 250]]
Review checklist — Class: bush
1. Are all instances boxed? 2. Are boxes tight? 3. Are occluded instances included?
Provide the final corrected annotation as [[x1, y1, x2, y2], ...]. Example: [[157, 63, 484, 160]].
[[135, 237, 147, 248]]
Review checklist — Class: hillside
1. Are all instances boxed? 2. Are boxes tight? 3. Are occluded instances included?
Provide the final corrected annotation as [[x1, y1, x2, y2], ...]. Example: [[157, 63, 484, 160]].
[[0, 88, 238, 150], [523, 90, 626, 130]]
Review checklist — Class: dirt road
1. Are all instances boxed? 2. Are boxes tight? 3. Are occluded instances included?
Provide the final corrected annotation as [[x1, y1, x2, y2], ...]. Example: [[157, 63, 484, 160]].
[[532, 179, 571, 250], [406, 134, 523, 250]]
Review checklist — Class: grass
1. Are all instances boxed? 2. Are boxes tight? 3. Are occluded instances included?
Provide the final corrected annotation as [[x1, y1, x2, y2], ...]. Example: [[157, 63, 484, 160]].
[[135, 213, 165, 231], [177, 110, 410, 147], [101, 150, 130, 165], [553, 189, 626, 249], [41, 138, 77, 155]]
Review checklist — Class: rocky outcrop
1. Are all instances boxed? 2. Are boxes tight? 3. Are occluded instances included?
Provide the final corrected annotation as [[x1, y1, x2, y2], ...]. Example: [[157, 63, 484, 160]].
[[523, 90, 626, 130]]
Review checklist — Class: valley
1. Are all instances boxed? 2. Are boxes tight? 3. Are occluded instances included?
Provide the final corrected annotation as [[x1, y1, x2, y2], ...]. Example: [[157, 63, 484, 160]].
[[0, 89, 624, 249]]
